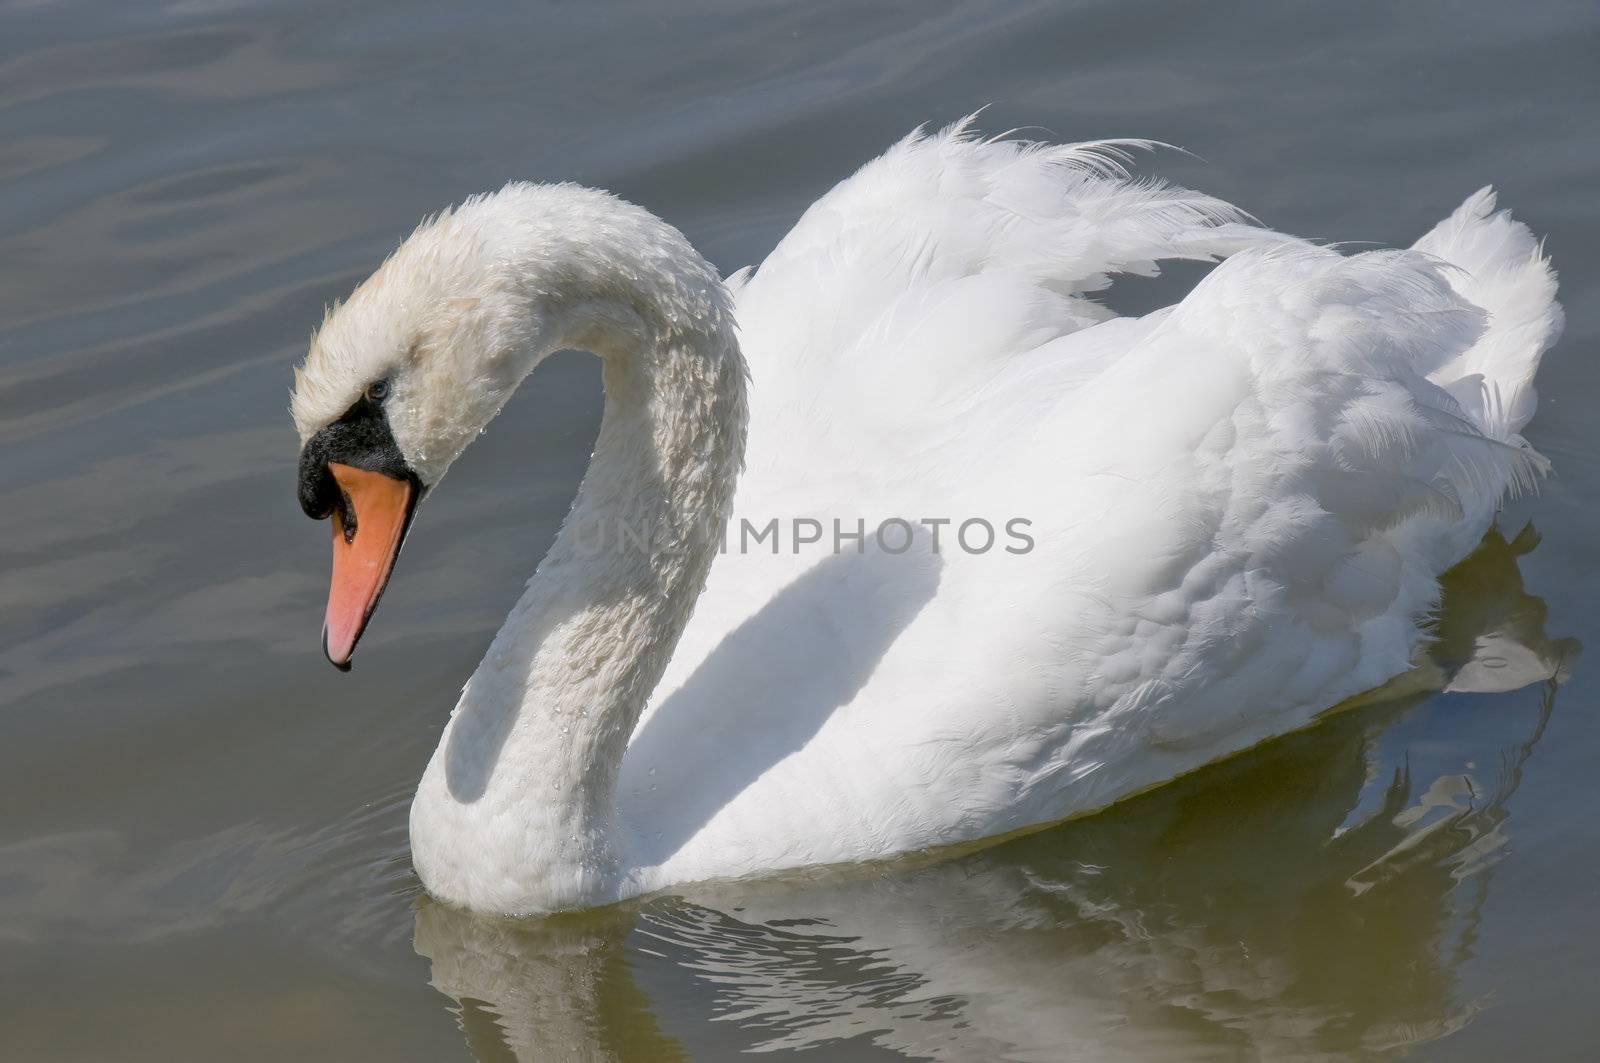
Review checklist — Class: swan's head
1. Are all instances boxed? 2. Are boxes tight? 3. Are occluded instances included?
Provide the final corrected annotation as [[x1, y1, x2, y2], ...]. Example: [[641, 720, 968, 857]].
[[291, 192, 557, 669], [292, 182, 735, 670]]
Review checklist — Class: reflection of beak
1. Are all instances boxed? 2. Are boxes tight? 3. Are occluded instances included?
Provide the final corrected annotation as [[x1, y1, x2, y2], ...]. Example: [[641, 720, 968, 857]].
[[322, 462, 418, 671]]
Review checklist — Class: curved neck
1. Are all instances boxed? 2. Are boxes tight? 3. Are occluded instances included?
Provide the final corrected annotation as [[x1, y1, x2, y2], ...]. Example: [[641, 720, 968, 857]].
[[410, 195, 747, 914]]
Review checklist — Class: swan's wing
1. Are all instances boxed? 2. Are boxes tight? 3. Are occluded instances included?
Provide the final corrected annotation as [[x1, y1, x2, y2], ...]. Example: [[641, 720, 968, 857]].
[[984, 235, 1557, 792], [735, 234, 1557, 856], [732, 119, 1291, 457], [739, 118, 1274, 345]]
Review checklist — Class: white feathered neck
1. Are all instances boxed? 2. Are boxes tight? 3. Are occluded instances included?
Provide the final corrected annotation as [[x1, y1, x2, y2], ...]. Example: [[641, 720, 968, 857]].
[[368, 186, 751, 912]]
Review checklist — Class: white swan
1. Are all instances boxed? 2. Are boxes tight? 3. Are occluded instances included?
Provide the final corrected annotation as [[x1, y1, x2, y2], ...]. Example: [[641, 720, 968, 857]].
[[291, 121, 1562, 916]]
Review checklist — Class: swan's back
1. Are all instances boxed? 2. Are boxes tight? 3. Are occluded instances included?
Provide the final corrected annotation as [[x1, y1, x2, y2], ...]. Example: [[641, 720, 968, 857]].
[[619, 125, 1562, 892]]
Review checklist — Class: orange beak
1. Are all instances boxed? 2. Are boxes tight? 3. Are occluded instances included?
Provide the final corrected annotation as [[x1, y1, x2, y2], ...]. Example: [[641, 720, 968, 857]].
[[322, 462, 417, 670]]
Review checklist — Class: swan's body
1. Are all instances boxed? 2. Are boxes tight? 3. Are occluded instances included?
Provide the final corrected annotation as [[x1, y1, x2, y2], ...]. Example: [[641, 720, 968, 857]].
[[292, 123, 1562, 915]]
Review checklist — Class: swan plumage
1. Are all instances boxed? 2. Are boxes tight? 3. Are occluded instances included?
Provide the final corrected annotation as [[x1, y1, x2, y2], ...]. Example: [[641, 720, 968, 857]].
[[292, 121, 1561, 915]]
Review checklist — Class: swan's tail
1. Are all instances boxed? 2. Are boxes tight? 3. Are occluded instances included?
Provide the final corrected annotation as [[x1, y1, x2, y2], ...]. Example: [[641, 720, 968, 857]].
[[1412, 188, 1564, 438]]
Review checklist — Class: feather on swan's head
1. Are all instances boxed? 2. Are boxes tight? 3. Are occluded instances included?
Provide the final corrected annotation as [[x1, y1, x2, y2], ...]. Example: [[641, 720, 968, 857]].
[[292, 180, 730, 488], [291, 212, 475, 443], [291, 191, 538, 488]]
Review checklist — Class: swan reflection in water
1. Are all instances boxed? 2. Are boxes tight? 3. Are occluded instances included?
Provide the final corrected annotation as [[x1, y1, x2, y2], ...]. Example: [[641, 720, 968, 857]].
[[413, 526, 1575, 1061]]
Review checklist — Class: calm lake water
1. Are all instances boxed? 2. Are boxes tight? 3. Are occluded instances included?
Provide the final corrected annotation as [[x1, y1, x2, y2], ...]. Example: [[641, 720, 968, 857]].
[[3, 2, 1597, 1059]]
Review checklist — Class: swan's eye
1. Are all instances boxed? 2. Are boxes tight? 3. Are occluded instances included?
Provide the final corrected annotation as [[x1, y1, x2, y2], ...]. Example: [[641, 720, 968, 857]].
[[364, 378, 390, 405]]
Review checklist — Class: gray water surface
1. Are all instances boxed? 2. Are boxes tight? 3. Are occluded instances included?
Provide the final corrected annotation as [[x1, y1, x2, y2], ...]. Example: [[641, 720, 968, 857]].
[[3, 2, 1598, 1059]]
